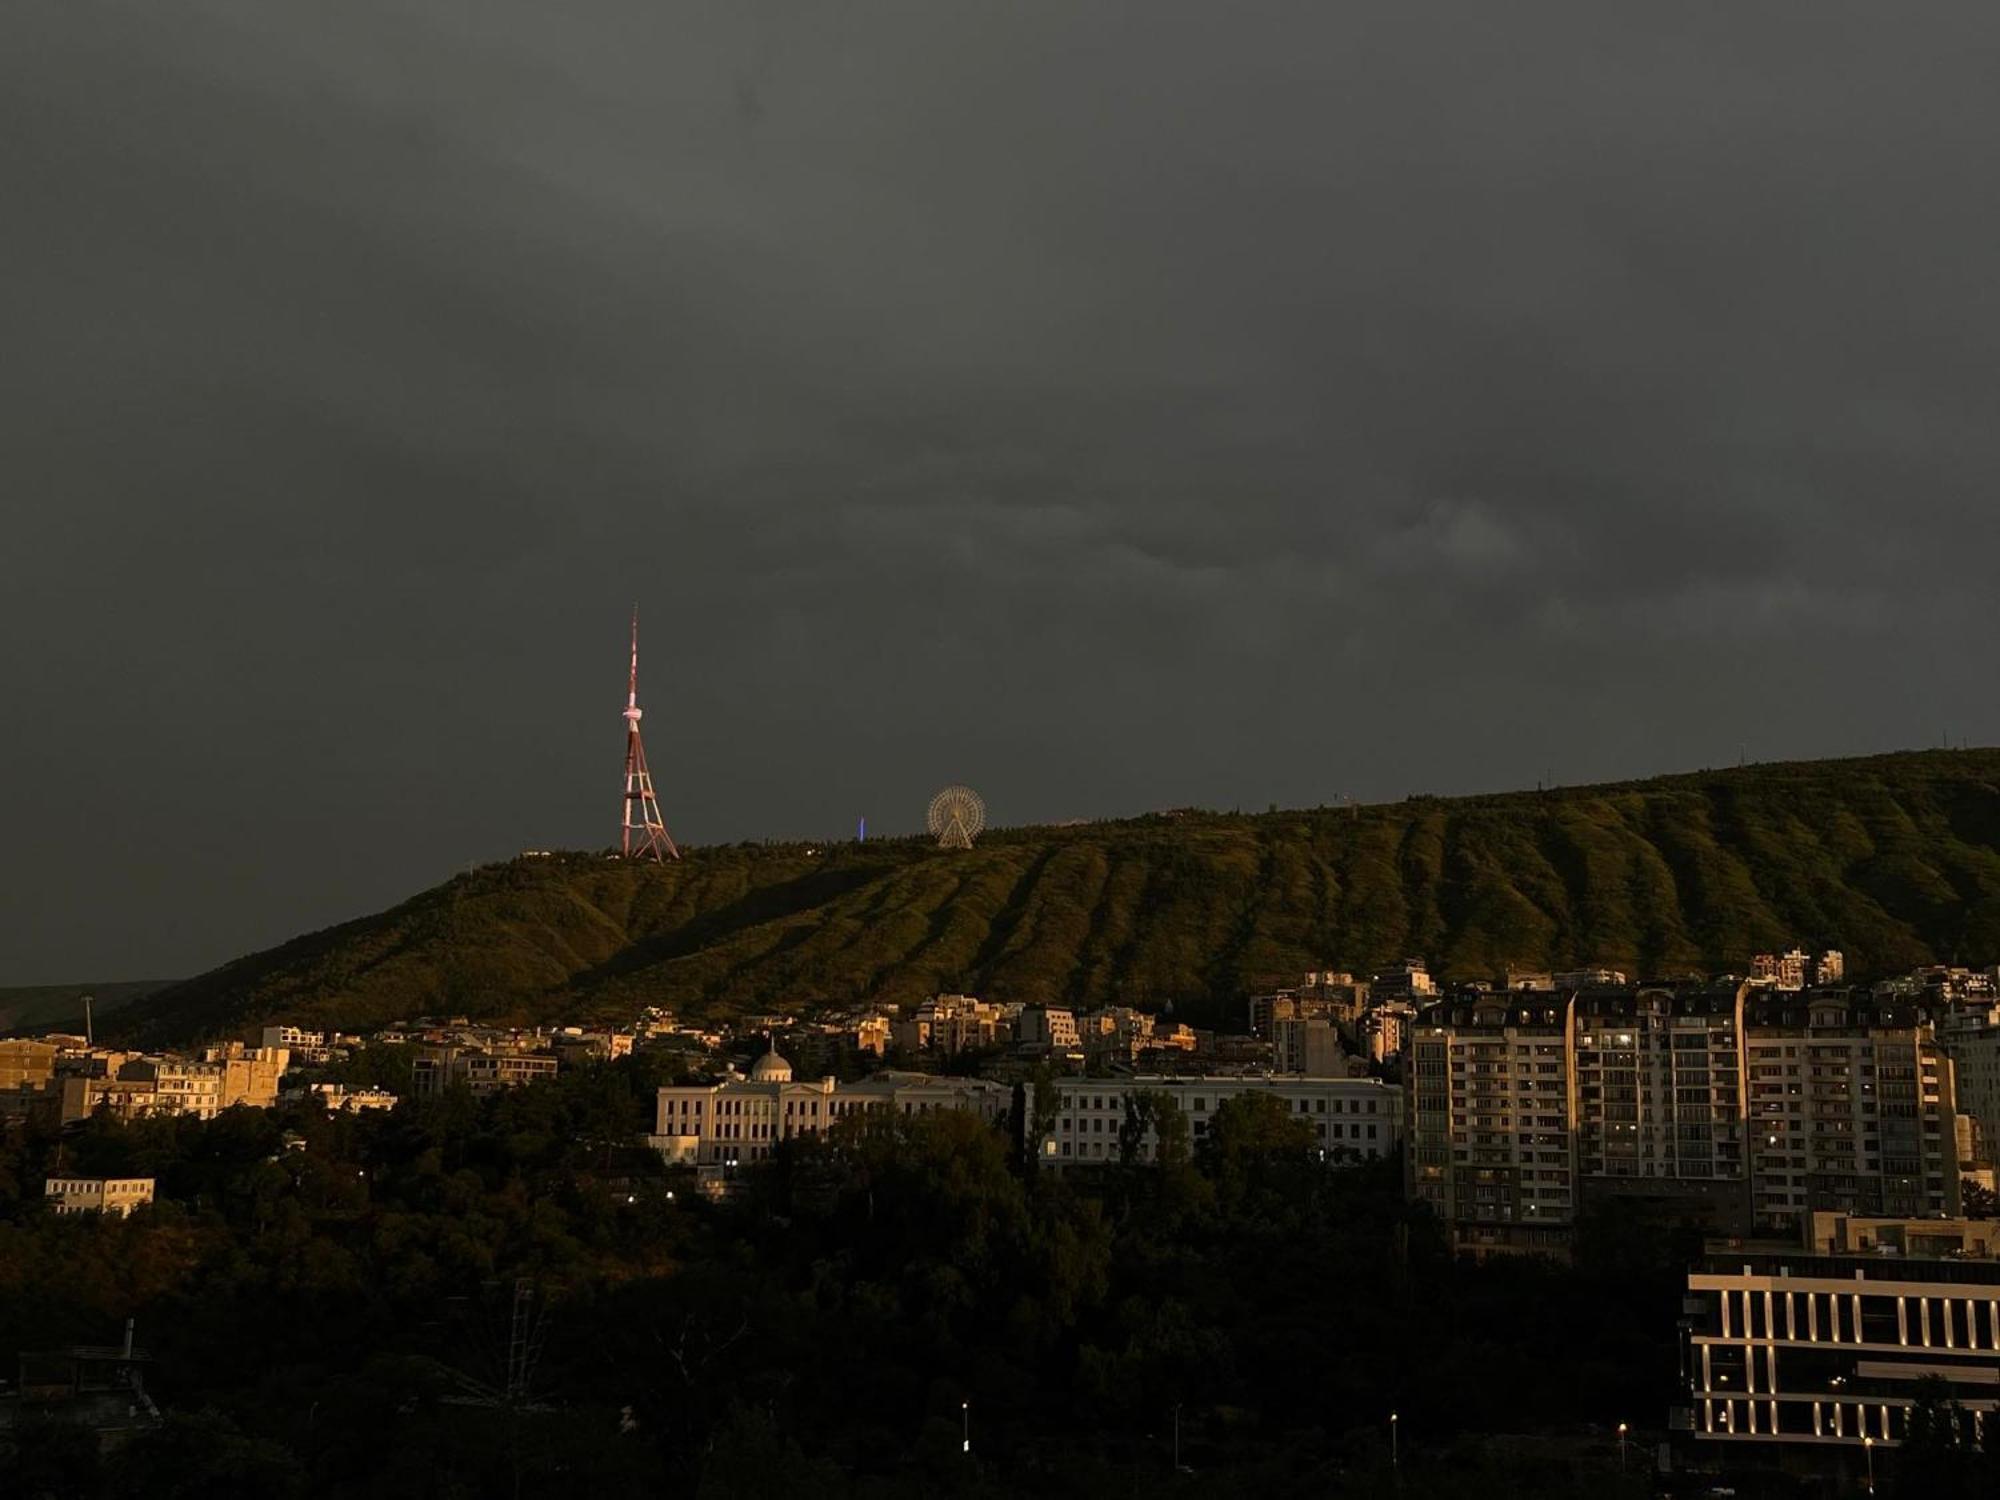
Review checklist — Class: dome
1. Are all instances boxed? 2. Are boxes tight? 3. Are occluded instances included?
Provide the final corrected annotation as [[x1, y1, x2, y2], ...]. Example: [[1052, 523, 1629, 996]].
[[749, 1047, 793, 1083]]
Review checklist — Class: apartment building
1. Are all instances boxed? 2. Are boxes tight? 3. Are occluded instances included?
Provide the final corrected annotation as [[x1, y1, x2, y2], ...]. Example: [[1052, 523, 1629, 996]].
[[1030, 1073, 1401, 1168], [57, 1045, 290, 1124], [0, 1039, 58, 1091], [411, 1045, 559, 1098], [1365, 1001, 1417, 1063], [651, 1048, 1012, 1179], [44, 1177, 155, 1217], [1272, 1015, 1346, 1076], [1941, 1023, 2000, 1167], [1249, 972, 1370, 1037], [1017, 1006, 1081, 1051], [891, 994, 1010, 1055], [1744, 992, 1959, 1231], [1680, 1220, 2000, 1452], [1409, 986, 1968, 1255], [1572, 987, 1751, 1231], [1407, 993, 1574, 1256]]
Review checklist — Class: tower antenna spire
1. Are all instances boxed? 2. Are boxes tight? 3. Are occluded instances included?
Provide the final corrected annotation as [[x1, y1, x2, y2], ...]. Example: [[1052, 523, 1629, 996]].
[[620, 607, 679, 862]]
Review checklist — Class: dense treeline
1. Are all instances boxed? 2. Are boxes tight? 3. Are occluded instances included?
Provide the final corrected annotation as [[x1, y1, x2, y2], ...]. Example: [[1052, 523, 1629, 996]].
[[0, 1058, 1675, 1498], [117, 750, 2000, 1046]]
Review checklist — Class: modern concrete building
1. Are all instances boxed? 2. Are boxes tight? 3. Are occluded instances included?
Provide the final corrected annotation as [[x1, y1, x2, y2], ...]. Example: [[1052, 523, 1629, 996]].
[[1407, 992, 1575, 1256], [1572, 986, 1751, 1232], [1017, 1006, 1081, 1051], [1272, 1015, 1346, 1076], [1680, 1222, 2000, 1453], [1743, 991, 1959, 1232], [1030, 1073, 1401, 1167], [44, 1177, 155, 1217], [651, 1048, 1012, 1183], [1410, 986, 1969, 1256], [1943, 1022, 2000, 1174]]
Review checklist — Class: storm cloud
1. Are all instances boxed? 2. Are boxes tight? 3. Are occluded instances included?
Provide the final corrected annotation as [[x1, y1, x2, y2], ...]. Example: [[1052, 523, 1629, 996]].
[[5, 2, 1998, 981]]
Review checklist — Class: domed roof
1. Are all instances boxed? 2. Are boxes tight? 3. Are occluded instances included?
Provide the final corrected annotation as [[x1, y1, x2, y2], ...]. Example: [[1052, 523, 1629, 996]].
[[749, 1047, 793, 1083]]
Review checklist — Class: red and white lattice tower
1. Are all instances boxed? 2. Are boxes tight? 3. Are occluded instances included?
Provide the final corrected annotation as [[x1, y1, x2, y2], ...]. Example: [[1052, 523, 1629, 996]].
[[620, 608, 679, 861]]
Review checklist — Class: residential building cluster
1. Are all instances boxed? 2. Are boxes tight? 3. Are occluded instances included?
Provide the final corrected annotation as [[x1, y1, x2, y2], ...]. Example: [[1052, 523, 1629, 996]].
[[1407, 975, 1991, 1258]]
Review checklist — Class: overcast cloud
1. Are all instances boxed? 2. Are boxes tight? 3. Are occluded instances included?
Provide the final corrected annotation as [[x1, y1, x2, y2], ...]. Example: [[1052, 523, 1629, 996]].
[[5, 2, 1998, 982]]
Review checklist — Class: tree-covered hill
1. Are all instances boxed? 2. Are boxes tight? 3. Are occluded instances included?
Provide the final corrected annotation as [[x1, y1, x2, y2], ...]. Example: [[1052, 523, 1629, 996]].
[[114, 749, 2000, 1046]]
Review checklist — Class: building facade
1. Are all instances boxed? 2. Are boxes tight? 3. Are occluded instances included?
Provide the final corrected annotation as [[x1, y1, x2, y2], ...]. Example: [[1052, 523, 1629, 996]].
[[410, 1045, 559, 1098], [1744, 992, 1959, 1231], [651, 1049, 1012, 1179], [1031, 1073, 1401, 1167], [44, 1177, 155, 1217], [1681, 1226, 2000, 1452], [1407, 993, 1574, 1255]]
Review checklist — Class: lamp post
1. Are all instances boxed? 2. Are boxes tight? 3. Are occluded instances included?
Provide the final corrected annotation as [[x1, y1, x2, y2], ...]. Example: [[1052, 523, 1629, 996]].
[[1617, 1422, 1629, 1474], [1390, 1411, 1399, 1482], [1863, 1435, 1874, 1496], [962, 1400, 970, 1456]]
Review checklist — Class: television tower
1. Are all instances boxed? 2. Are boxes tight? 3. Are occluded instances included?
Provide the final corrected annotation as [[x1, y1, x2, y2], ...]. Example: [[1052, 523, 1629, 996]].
[[620, 608, 679, 861]]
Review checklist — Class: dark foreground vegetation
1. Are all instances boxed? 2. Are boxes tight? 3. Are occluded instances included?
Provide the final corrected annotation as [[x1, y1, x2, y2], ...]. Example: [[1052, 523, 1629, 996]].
[[120, 749, 2000, 1046], [0, 1055, 1684, 1498], [7, 1057, 1973, 1498]]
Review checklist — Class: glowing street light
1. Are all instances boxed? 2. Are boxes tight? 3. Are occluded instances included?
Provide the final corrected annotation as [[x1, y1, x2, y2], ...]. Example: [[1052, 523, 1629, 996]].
[[1864, 1434, 1875, 1495], [962, 1400, 970, 1455]]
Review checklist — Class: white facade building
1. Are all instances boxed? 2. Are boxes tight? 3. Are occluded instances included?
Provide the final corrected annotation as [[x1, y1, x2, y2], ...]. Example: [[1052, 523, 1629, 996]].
[[651, 1049, 1012, 1180], [45, 1177, 155, 1217], [1031, 1074, 1402, 1167]]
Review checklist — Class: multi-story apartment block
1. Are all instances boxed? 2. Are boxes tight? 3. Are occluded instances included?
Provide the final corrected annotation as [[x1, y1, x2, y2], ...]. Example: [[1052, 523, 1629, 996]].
[[1272, 1015, 1346, 1076], [1408, 985, 1965, 1255], [891, 994, 1010, 1055], [1407, 993, 1574, 1256], [651, 1048, 1011, 1183], [1946, 1023, 2000, 1170], [1365, 1000, 1417, 1063], [1017, 1006, 1082, 1051], [1572, 987, 1750, 1230], [0, 1039, 58, 1091], [410, 1045, 559, 1098], [1751, 951, 1812, 992], [1248, 973, 1370, 1037], [1030, 1073, 1400, 1168], [44, 1177, 155, 1217], [1744, 992, 1958, 1231], [259, 1025, 354, 1065], [1373, 959, 1438, 1000], [1680, 1218, 2000, 1453]]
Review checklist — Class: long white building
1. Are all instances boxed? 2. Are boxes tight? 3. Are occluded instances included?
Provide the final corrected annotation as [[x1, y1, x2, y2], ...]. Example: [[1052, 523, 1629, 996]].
[[1030, 1073, 1402, 1167], [651, 1049, 1012, 1180]]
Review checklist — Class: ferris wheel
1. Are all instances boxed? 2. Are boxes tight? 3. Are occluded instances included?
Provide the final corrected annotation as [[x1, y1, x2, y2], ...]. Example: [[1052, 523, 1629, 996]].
[[927, 785, 985, 850]]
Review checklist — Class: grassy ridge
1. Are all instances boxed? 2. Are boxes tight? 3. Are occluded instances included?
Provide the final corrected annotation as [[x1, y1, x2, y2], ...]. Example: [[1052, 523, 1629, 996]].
[[0, 981, 168, 1036], [114, 749, 2000, 1046]]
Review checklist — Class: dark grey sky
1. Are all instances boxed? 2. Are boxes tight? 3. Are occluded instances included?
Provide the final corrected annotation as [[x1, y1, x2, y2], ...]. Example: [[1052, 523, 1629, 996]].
[[5, 3, 1998, 984]]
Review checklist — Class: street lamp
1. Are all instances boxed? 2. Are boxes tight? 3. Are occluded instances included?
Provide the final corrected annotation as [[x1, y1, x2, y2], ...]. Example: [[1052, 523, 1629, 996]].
[[1390, 1411, 1399, 1481], [1617, 1422, 1629, 1474], [962, 1400, 970, 1455], [1863, 1435, 1874, 1496]]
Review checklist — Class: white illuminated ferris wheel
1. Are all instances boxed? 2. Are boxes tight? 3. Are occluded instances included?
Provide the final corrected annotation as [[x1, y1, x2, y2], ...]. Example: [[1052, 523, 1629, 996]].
[[927, 785, 985, 850]]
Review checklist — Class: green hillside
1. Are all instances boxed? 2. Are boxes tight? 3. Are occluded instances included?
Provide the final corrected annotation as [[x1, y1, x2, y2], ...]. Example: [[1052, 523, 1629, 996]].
[[113, 749, 2000, 1047], [0, 980, 168, 1037]]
